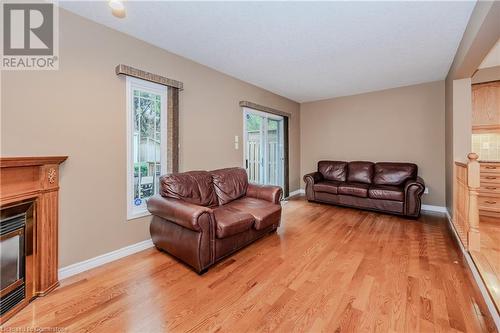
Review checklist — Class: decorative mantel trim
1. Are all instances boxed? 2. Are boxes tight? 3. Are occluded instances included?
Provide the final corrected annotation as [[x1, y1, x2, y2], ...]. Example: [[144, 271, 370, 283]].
[[115, 64, 183, 90], [239, 101, 291, 118], [0, 156, 67, 168]]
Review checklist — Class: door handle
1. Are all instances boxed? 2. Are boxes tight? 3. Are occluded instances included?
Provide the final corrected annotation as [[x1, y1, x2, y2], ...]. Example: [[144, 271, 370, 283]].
[[245, 159, 248, 169]]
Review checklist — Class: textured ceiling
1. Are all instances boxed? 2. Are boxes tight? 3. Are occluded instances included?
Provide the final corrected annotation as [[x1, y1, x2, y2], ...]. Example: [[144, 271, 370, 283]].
[[59, 1, 476, 102]]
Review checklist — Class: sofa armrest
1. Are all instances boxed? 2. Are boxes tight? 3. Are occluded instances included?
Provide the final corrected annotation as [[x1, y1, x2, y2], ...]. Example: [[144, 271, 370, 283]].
[[303, 172, 323, 185], [246, 183, 282, 204], [404, 176, 425, 192], [303, 172, 322, 201], [146, 195, 213, 231], [404, 177, 425, 217]]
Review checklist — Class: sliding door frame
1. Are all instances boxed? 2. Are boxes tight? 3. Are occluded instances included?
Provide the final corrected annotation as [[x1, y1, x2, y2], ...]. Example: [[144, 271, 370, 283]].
[[242, 107, 289, 197]]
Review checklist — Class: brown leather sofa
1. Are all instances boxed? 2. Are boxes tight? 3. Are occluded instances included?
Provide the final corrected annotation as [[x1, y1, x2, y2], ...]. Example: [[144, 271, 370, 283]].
[[304, 161, 425, 218], [147, 167, 282, 274]]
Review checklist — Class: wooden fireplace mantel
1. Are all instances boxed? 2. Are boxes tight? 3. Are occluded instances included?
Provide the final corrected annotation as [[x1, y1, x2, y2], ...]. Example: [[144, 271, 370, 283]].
[[0, 156, 67, 204], [0, 156, 68, 167], [0, 156, 67, 323]]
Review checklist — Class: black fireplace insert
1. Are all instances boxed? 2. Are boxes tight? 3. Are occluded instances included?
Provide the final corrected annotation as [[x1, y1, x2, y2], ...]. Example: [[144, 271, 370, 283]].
[[0, 201, 33, 316]]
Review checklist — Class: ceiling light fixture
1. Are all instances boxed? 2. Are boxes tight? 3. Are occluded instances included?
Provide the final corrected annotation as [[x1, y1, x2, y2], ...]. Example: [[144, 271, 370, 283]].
[[109, 0, 126, 18]]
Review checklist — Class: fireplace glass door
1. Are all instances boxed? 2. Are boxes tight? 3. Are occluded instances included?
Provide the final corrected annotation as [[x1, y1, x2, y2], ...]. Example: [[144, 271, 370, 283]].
[[1, 227, 24, 292], [0, 202, 32, 317]]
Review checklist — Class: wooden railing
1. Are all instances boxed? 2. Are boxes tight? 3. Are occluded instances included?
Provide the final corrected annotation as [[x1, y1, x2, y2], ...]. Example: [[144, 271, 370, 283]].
[[453, 153, 481, 251]]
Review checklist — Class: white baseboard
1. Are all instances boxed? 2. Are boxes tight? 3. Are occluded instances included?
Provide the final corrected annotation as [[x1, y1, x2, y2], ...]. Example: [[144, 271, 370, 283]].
[[445, 211, 500, 329], [287, 190, 446, 214], [58, 239, 154, 280], [421, 204, 447, 213], [287, 189, 305, 198]]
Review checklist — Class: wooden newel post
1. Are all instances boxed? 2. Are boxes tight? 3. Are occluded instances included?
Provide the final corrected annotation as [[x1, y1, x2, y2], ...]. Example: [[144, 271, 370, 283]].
[[467, 153, 480, 251]]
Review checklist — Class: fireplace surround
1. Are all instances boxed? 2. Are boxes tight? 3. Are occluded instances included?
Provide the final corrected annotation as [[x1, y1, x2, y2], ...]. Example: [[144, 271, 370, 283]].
[[0, 156, 67, 323], [0, 201, 33, 316]]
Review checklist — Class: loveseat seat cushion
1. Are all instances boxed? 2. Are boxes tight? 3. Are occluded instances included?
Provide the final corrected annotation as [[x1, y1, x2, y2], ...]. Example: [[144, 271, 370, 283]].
[[313, 180, 341, 194], [368, 185, 404, 201], [160, 171, 218, 207], [347, 162, 374, 184], [373, 163, 417, 186], [211, 167, 248, 205], [318, 161, 348, 182], [213, 206, 255, 238], [338, 182, 369, 198], [225, 197, 281, 230]]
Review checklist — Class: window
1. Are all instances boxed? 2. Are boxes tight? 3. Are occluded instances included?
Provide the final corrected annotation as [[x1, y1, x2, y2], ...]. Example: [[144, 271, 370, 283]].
[[243, 108, 284, 188], [126, 77, 167, 219]]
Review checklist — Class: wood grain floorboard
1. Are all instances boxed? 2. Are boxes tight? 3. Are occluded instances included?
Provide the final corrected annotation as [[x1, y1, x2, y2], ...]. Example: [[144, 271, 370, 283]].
[[1, 197, 497, 333], [472, 218, 500, 313]]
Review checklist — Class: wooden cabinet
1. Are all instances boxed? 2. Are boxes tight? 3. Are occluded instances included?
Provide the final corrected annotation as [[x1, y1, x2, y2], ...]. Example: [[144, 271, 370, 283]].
[[472, 81, 500, 132], [479, 162, 500, 219]]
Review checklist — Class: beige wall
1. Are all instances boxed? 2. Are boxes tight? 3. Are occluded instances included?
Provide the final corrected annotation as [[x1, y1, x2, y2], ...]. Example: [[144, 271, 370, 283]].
[[445, 78, 454, 213], [452, 78, 473, 162], [0, 10, 300, 267], [478, 39, 500, 69], [300, 81, 446, 206]]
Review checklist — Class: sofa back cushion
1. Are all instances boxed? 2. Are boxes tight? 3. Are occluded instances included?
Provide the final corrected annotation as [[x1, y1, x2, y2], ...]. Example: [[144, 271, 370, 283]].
[[160, 171, 218, 207], [211, 167, 248, 205], [318, 161, 348, 181], [373, 162, 417, 186], [347, 161, 374, 184]]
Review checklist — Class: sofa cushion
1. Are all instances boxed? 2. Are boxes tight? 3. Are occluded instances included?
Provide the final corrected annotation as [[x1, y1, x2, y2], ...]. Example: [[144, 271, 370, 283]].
[[226, 197, 281, 230], [211, 167, 248, 205], [368, 185, 404, 201], [347, 162, 374, 184], [313, 180, 341, 194], [160, 171, 218, 207], [318, 161, 348, 182], [338, 182, 369, 198], [373, 162, 418, 186], [213, 206, 255, 238]]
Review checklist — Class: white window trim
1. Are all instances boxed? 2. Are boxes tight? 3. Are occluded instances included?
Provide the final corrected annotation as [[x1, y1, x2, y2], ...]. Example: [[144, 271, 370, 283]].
[[126, 76, 168, 220]]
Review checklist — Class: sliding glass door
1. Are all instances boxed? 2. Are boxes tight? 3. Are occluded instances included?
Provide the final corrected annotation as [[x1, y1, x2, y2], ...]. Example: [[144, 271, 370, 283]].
[[243, 108, 284, 188]]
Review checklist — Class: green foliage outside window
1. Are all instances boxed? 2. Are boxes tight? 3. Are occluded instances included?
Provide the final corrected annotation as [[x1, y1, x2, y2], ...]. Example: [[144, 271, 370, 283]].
[[134, 162, 149, 177], [246, 113, 278, 131], [246, 113, 261, 131]]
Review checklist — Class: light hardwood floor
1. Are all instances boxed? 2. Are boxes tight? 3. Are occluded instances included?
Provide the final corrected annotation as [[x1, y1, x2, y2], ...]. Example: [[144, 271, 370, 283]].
[[1, 197, 497, 332], [472, 217, 500, 314]]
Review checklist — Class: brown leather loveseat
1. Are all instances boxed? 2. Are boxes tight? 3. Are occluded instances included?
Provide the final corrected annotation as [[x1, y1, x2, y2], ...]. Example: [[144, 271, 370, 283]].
[[304, 161, 425, 218], [147, 167, 282, 274]]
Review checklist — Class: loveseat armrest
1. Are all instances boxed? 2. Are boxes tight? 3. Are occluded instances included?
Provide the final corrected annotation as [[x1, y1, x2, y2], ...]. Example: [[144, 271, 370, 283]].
[[303, 171, 323, 185], [246, 183, 282, 204], [147, 195, 213, 231], [404, 176, 425, 217], [303, 172, 323, 201]]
